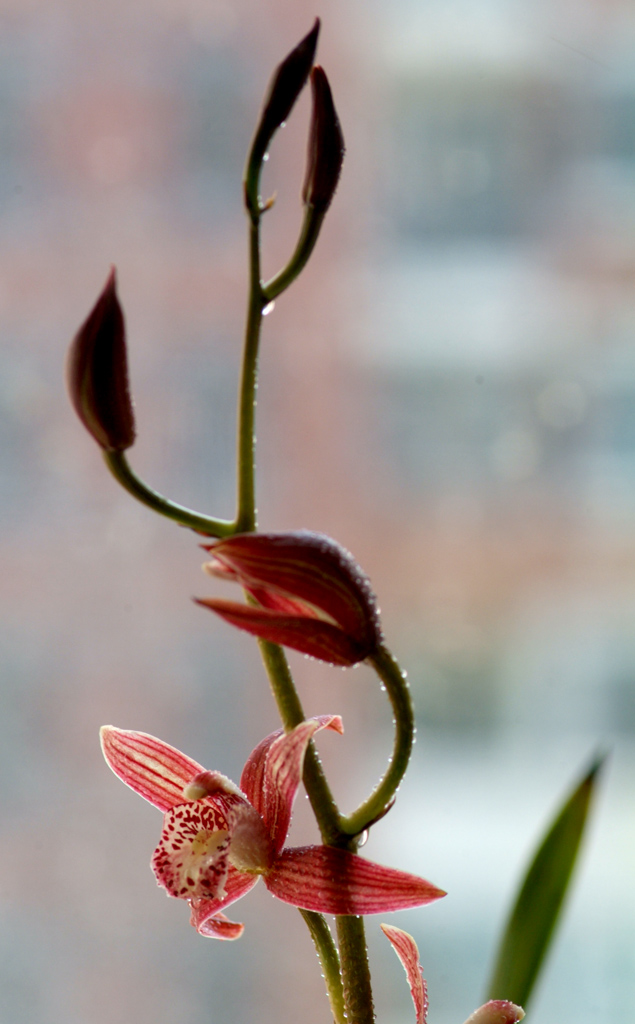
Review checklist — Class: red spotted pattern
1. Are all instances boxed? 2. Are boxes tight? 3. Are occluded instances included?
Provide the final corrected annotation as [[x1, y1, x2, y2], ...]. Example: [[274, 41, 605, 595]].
[[152, 801, 231, 900]]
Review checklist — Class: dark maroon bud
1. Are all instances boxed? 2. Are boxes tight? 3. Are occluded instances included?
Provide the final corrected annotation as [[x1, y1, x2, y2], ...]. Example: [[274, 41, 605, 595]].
[[302, 66, 345, 212], [258, 19, 320, 148], [197, 530, 382, 666], [66, 268, 135, 451]]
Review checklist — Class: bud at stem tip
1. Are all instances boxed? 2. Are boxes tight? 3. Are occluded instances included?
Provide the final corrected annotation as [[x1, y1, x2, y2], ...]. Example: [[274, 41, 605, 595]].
[[66, 268, 135, 451]]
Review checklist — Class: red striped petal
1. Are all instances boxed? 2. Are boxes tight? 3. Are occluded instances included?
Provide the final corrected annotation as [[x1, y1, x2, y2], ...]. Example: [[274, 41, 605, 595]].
[[381, 925, 428, 1024], [189, 867, 259, 937], [100, 726, 204, 812], [190, 911, 244, 941], [244, 585, 319, 618], [203, 532, 381, 653], [265, 846, 446, 915], [240, 717, 343, 854], [195, 598, 365, 665], [239, 716, 342, 814]]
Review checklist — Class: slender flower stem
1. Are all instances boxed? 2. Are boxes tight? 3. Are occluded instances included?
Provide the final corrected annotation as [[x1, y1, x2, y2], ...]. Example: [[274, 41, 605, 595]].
[[337, 916, 376, 1024], [262, 209, 326, 302], [103, 451, 234, 536], [299, 910, 347, 1024], [240, 78, 377, 1024], [257, 638, 342, 846], [257, 637, 376, 1022], [235, 219, 265, 533], [339, 644, 414, 838]]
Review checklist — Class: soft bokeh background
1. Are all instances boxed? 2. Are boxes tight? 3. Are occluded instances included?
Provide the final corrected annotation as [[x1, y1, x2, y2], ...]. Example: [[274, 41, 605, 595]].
[[1, 1, 634, 1021]]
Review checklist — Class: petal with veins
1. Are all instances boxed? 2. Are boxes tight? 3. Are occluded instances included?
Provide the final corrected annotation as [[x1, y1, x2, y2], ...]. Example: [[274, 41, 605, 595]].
[[203, 531, 381, 648], [100, 726, 204, 812], [265, 846, 446, 915], [191, 910, 245, 940], [241, 716, 343, 854], [381, 925, 428, 1024], [189, 868, 260, 936], [195, 599, 365, 665]]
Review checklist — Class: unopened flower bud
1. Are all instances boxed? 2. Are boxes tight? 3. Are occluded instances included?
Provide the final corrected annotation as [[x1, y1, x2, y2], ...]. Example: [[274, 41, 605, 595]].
[[66, 268, 135, 451], [302, 66, 345, 212], [197, 530, 382, 666], [256, 19, 320, 155], [463, 1001, 525, 1024]]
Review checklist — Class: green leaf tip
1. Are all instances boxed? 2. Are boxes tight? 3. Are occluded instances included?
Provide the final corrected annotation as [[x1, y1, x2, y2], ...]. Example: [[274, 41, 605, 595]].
[[486, 752, 605, 1010]]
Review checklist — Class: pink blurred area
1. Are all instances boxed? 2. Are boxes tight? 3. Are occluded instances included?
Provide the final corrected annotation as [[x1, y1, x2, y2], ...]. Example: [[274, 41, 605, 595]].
[[1, 1, 634, 1022]]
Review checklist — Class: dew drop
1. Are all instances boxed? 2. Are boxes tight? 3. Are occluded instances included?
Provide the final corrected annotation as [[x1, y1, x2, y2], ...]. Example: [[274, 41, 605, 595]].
[[263, 152, 270, 162], [262, 301, 275, 316], [358, 829, 369, 848]]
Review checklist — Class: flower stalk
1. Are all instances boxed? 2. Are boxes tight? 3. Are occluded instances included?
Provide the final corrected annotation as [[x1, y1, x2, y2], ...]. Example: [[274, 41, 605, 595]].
[[71, 23, 446, 1024], [299, 910, 347, 1024]]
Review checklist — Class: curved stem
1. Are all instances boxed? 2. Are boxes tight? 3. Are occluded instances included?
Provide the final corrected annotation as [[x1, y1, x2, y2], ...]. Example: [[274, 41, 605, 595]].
[[299, 911, 346, 1024], [339, 644, 414, 838], [263, 208, 326, 302], [103, 451, 235, 537]]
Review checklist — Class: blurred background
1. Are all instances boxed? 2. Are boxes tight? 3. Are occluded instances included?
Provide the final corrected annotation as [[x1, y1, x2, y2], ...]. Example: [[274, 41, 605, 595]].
[[1, 0, 634, 1021]]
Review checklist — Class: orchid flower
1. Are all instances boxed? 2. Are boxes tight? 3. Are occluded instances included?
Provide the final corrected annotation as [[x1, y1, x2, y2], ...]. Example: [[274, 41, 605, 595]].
[[196, 530, 383, 666], [381, 925, 525, 1024], [101, 718, 445, 939]]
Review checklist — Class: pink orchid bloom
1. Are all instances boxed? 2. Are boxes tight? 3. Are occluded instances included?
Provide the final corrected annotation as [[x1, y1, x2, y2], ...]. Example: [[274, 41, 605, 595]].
[[196, 530, 383, 666], [381, 925, 524, 1024], [101, 718, 445, 940]]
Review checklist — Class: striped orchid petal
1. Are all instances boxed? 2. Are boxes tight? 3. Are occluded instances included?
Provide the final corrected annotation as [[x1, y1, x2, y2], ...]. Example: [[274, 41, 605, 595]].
[[195, 598, 365, 666], [240, 715, 343, 854], [100, 726, 205, 812], [190, 911, 245, 941], [381, 923, 524, 1024], [264, 846, 446, 915], [189, 868, 260, 938], [381, 925, 428, 1024]]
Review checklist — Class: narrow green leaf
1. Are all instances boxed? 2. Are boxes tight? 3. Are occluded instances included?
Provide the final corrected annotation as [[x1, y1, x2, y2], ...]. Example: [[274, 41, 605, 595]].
[[486, 754, 605, 1009]]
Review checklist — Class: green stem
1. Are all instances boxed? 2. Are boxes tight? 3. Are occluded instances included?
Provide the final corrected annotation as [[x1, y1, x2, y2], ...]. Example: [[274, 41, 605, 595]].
[[257, 639, 341, 845], [103, 451, 234, 537], [241, 111, 375, 1024], [235, 219, 266, 533], [257, 639, 375, 1022], [299, 911, 347, 1024], [336, 916, 375, 1024], [340, 645, 414, 838], [263, 208, 326, 301]]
